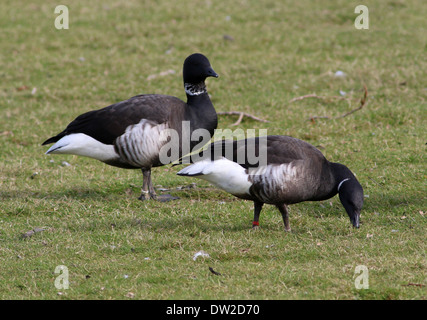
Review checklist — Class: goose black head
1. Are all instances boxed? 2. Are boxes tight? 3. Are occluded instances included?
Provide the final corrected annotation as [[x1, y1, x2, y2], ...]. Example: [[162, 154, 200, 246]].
[[183, 53, 218, 85], [338, 178, 364, 228]]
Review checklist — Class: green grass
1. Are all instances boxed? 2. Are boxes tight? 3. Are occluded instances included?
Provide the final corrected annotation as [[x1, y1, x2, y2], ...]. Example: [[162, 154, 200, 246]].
[[0, 0, 426, 300]]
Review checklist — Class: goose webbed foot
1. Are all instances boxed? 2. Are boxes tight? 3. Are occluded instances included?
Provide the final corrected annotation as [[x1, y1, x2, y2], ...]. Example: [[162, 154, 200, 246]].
[[138, 191, 179, 202], [252, 220, 260, 230], [138, 190, 157, 201]]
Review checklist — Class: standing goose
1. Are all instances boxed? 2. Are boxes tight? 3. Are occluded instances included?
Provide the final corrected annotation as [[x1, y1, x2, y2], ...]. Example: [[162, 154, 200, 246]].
[[177, 135, 364, 231], [43, 53, 218, 201]]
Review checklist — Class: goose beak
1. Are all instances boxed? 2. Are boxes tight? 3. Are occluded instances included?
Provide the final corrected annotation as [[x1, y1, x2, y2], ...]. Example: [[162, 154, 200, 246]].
[[352, 215, 360, 228], [207, 67, 219, 78]]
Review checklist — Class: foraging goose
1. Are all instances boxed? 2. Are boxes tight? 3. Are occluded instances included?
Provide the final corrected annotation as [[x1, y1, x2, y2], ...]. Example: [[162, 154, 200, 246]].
[[177, 135, 364, 231], [43, 53, 218, 201]]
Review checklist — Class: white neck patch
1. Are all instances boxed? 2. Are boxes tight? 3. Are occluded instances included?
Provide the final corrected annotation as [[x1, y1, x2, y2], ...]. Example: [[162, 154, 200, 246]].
[[184, 83, 206, 96], [337, 178, 350, 192]]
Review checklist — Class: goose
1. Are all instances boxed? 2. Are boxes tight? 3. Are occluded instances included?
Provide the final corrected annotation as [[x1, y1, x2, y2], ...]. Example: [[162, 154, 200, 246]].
[[42, 53, 218, 201], [177, 135, 364, 231]]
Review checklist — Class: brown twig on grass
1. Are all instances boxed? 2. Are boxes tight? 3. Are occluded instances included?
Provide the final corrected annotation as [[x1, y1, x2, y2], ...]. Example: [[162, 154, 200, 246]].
[[217, 111, 270, 126], [290, 85, 368, 121], [209, 267, 222, 276], [402, 283, 425, 287], [335, 84, 368, 119]]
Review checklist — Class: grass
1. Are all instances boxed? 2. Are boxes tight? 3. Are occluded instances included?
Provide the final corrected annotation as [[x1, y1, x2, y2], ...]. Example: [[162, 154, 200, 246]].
[[0, 0, 426, 300]]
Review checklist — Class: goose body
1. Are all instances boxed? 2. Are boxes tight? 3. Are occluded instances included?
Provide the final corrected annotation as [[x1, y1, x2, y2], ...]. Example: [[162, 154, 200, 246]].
[[43, 53, 218, 200], [177, 135, 364, 231]]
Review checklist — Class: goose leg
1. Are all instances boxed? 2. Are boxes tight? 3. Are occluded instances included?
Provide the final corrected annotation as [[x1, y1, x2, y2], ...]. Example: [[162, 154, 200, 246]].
[[252, 201, 264, 229], [276, 203, 291, 232], [139, 168, 157, 201]]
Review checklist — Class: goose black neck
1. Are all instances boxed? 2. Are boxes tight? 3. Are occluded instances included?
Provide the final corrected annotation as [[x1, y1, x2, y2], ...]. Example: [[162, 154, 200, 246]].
[[186, 92, 211, 106], [184, 81, 216, 121], [183, 82, 217, 150], [331, 162, 364, 228], [185, 92, 217, 130], [331, 163, 356, 187]]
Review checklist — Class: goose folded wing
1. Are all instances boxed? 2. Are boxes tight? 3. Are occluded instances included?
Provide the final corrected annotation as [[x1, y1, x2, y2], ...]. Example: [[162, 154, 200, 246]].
[[43, 94, 185, 145]]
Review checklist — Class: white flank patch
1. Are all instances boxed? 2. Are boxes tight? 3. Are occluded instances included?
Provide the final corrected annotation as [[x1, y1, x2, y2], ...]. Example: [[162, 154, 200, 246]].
[[250, 162, 297, 183], [247, 162, 299, 201], [178, 158, 252, 196], [115, 120, 168, 167], [45, 133, 118, 162]]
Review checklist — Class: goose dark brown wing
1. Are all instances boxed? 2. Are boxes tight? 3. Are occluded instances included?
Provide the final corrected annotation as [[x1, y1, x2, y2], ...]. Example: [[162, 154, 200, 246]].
[[42, 94, 186, 146], [196, 135, 325, 168], [262, 135, 326, 165]]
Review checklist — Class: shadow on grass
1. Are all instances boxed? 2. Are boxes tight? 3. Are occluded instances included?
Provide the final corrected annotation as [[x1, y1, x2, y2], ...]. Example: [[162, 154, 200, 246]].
[[0, 184, 224, 202], [1, 188, 117, 201], [140, 216, 254, 233]]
